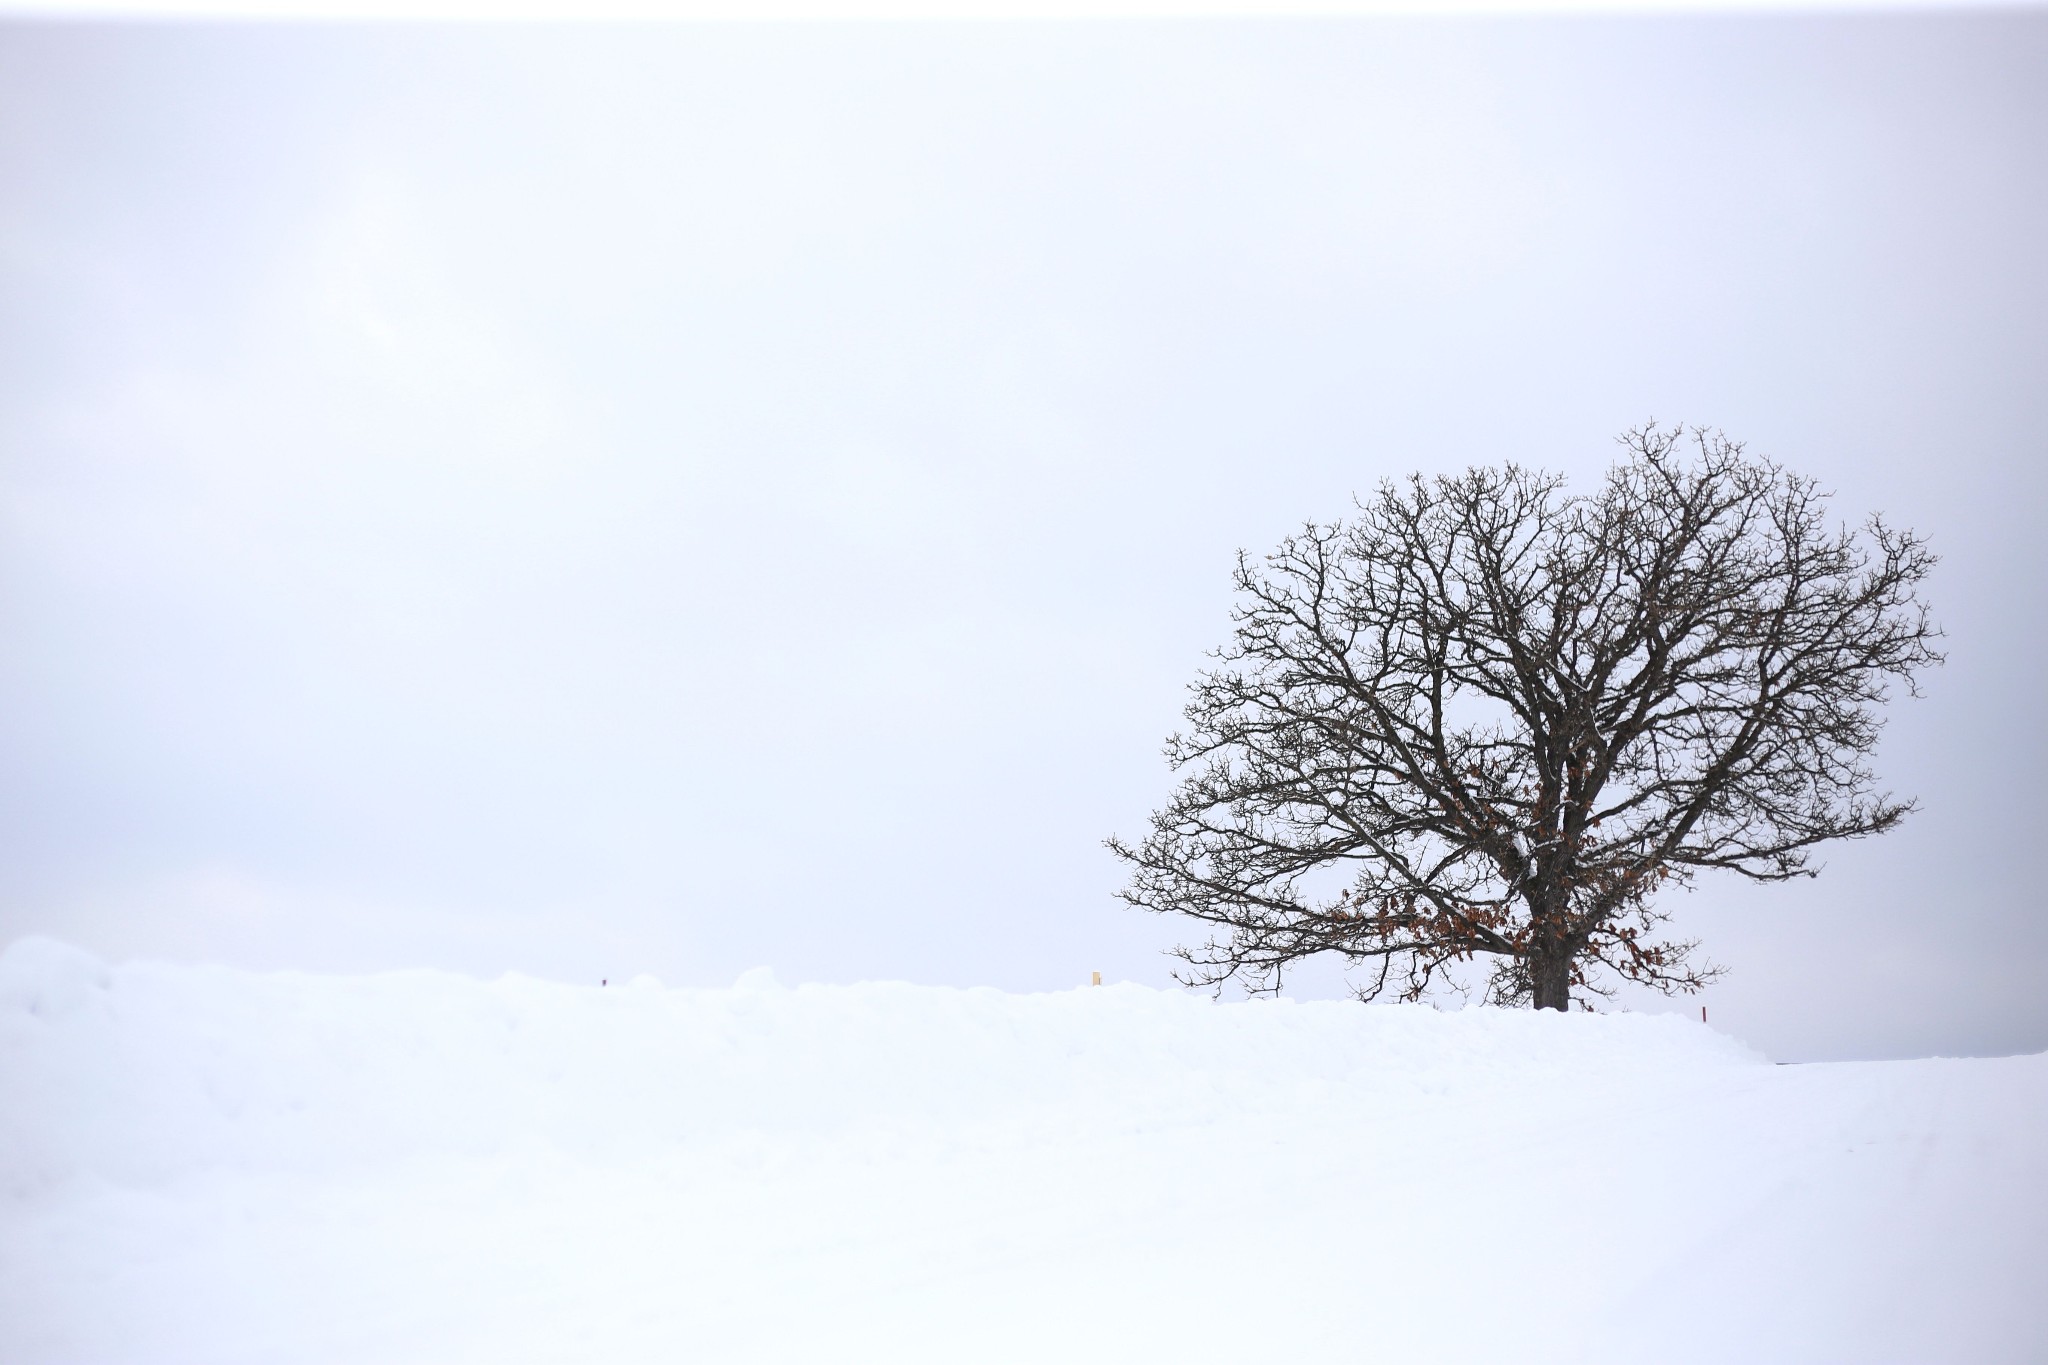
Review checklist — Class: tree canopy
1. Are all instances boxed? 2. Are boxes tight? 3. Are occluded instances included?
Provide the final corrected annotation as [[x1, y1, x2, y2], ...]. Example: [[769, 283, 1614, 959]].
[[1109, 426, 1941, 1011]]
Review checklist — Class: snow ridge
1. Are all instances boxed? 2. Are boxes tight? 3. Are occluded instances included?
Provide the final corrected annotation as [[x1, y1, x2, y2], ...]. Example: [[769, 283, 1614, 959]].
[[2, 940, 2041, 1365]]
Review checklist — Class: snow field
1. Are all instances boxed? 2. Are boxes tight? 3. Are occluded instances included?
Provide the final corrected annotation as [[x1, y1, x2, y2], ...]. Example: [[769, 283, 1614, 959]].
[[2, 937, 2043, 1363]]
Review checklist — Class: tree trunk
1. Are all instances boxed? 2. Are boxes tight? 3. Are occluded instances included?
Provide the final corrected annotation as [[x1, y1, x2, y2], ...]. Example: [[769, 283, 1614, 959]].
[[1531, 953, 1572, 1012]]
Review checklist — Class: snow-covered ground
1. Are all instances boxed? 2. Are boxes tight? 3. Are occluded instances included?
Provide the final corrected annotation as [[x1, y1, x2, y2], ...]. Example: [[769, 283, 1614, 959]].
[[2, 937, 2042, 1364]]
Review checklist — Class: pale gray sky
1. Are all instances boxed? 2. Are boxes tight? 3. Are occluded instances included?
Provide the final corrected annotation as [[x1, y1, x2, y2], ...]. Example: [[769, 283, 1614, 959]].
[[2, 14, 2043, 1061]]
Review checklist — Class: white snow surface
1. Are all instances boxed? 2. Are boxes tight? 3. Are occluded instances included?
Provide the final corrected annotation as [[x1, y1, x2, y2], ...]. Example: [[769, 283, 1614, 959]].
[[2, 937, 2043, 1364]]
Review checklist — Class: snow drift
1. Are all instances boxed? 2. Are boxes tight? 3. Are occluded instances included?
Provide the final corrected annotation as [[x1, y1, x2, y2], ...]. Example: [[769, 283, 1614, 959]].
[[2, 937, 2043, 1364]]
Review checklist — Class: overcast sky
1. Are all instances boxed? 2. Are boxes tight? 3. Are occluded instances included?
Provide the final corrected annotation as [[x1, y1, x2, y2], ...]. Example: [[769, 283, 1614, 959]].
[[2, 13, 2043, 1061]]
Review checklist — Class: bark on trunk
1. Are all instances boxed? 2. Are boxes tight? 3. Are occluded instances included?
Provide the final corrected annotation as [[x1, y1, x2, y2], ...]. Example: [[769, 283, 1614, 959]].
[[1531, 954, 1572, 1012]]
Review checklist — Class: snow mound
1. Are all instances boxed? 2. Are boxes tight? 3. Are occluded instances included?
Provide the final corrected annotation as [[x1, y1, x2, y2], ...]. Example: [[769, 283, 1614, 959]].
[[2, 942, 2042, 1365], [0, 939, 1754, 1186], [0, 936, 112, 1022]]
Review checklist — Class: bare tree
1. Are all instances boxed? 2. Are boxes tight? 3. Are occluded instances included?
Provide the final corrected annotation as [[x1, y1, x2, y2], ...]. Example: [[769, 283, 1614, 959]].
[[1108, 426, 1941, 1011]]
